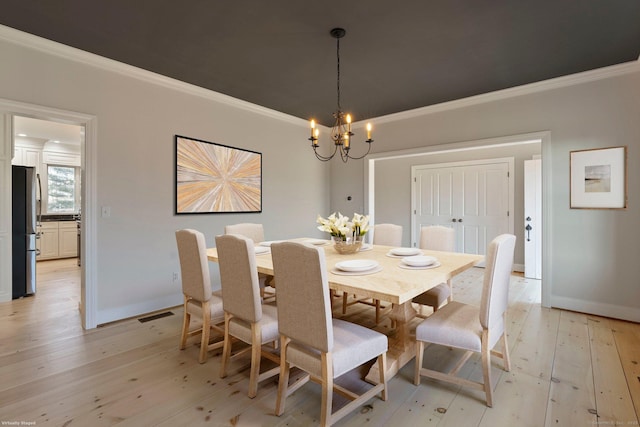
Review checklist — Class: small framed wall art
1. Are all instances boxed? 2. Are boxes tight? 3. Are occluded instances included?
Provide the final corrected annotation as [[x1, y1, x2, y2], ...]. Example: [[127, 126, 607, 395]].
[[175, 135, 262, 214], [570, 146, 627, 209]]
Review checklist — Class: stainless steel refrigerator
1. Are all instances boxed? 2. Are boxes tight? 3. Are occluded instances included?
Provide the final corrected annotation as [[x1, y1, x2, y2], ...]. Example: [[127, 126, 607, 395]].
[[12, 165, 38, 298]]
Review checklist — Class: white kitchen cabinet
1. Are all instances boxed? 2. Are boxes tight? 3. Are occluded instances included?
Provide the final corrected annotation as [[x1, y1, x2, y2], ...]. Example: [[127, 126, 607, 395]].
[[37, 222, 59, 260], [12, 146, 42, 175], [58, 222, 78, 258], [12, 146, 24, 165], [36, 221, 78, 260]]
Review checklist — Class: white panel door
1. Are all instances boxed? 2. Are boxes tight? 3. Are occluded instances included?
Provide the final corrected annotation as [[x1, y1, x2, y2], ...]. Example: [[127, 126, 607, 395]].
[[524, 159, 542, 279], [412, 161, 510, 256]]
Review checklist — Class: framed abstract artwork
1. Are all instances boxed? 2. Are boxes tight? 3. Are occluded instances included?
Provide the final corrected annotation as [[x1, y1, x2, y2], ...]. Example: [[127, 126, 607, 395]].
[[570, 146, 627, 209], [175, 135, 262, 214]]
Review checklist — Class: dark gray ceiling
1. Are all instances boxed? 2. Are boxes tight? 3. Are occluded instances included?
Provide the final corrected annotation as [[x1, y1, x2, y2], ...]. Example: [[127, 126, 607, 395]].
[[2, 1, 640, 125]]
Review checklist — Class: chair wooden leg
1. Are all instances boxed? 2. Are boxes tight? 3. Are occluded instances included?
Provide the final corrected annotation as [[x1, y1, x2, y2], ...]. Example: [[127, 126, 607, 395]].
[[248, 323, 262, 398], [219, 312, 232, 378], [342, 293, 348, 314], [198, 300, 211, 364], [501, 331, 511, 372], [481, 330, 493, 407], [375, 299, 381, 324], [275, 336, 290, 416], [179, 297, 190, 350], [320, 352, 334, 427], [378, 352, 388, 401], [414, 340, 424, 385]]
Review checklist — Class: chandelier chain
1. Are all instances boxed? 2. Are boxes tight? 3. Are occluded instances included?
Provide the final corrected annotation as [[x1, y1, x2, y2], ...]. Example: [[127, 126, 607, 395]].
[[336, 36, 341, 111]]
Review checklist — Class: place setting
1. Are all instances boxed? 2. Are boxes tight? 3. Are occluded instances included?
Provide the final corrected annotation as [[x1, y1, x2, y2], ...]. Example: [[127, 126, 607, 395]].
[[254, 245, 271, 255], [331, 259, 383, 276], [386, 247, 423, 258], [259, 240, 286, 247], [397, 255, 441, 270], [303, 238, 331, 246]]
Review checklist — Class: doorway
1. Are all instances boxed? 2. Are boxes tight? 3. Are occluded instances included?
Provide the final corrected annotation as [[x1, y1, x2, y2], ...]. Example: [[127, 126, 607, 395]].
[[411, 158, 513, 256], [364, 132, 550, 306], [0, 98, 97, 328], [12, 115, 82, 297]]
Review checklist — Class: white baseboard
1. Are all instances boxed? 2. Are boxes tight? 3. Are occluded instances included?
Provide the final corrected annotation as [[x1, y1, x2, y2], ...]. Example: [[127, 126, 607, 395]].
[[96, 293, 182, 325], [550, 295, 640, 323]]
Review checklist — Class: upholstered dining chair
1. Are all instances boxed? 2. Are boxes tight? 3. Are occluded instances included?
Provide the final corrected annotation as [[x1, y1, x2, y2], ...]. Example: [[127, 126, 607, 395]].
[[224, 223, 274, 299], [224, 223, 264, 243], [372, 223, 403, 246], [412, 225, 456, 316], [175, 229, 225, 364], [414, 234, 516, 407], [215, 234, 280, 399], [271, 241, 388, 427], [342, 223, 403, 324]]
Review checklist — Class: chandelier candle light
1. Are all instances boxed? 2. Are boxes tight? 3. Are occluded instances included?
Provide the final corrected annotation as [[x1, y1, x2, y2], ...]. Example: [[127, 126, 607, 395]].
[[309, 28, 373, 162]]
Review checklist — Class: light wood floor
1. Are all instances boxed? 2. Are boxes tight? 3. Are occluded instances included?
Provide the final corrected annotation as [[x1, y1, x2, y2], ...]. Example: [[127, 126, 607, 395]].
[[1, 259, 639, 426]]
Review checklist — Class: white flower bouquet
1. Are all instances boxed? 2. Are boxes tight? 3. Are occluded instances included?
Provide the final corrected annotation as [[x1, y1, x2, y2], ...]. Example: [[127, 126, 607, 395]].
[[316, 212, 370, 240]]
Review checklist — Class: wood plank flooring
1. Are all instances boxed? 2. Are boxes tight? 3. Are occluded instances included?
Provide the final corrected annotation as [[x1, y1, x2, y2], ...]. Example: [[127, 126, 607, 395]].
[[1, 258, 639, 426]]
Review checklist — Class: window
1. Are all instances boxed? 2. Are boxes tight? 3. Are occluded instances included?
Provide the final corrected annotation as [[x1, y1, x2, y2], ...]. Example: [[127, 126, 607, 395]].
[[47, 165, 77, 213]]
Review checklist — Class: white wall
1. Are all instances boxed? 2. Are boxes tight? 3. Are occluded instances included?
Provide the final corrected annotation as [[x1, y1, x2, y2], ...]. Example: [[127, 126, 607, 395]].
[[331, 67, 640, 322], [0, 28, 329, 324]]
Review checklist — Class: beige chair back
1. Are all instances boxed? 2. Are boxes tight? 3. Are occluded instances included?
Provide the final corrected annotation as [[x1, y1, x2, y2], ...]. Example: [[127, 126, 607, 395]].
[[373, 224, 403, 246], [479, 234, 516, 330], [224, 223, 265, 243], [215, 234, 262, 323], [271, 242, 333, 353], [175, 229, 212, 302], [419, 225, 455, 252]]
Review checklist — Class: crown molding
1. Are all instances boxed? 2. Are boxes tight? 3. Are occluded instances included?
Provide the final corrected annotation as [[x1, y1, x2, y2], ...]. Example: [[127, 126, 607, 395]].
[[371, 60, 640, 125], [2, 24, 639, 128], [0, 25, 308, 127]]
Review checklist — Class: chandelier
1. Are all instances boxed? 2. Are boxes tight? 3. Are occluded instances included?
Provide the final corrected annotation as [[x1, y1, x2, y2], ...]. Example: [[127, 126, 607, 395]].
[[309, 28, 373, 162]]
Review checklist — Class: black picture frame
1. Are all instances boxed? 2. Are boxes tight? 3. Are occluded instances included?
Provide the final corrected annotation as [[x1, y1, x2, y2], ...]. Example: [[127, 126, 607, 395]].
[[174, 135, 262, 214]]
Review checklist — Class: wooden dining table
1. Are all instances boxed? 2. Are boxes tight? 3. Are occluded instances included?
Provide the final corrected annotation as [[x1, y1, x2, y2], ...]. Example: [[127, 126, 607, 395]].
[[206, 238, 483, 383]]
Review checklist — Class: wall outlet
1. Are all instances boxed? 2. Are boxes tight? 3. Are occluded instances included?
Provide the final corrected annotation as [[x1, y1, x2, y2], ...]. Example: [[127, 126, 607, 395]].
[[172, 272, 180, 283]]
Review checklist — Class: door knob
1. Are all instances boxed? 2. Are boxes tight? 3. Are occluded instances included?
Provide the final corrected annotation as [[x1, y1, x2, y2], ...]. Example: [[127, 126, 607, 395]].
[[458, 219, 463, 223], [525, 224, 532, 241]]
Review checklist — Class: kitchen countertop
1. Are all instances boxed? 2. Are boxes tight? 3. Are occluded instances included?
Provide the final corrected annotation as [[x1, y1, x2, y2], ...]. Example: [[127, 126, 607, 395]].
[[41, 214, 78, 222]]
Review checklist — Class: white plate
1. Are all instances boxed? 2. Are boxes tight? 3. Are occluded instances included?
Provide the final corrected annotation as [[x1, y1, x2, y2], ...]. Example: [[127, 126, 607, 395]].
[[254, 246, 270, 255], [390, 247, 421, 256], [398, 261, 441, 270], [259, 240, 284, 247], [335, 259, 379, 272], [401, 255, 438, 267], [304, 238, 330, 246], [386, 250, 423, 258], [331, 265, 383, 276]]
